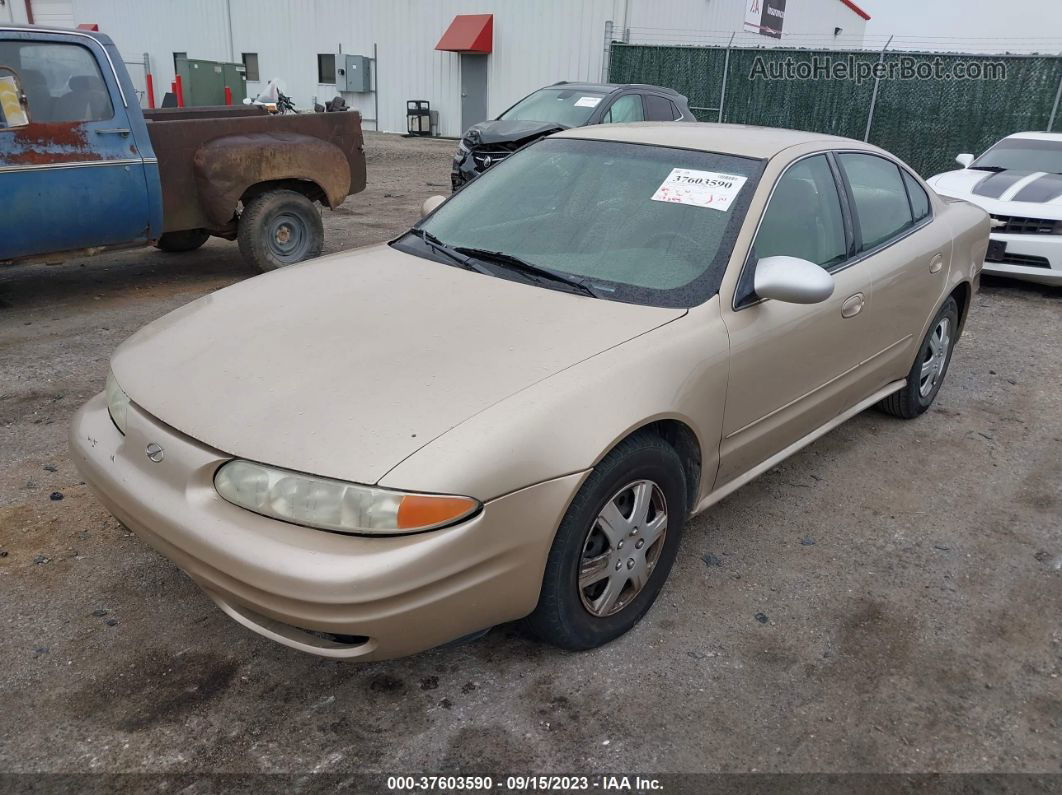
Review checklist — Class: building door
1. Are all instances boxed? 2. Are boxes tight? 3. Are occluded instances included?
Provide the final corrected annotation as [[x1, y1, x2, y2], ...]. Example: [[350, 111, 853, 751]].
[[460, 53, 488, 134]]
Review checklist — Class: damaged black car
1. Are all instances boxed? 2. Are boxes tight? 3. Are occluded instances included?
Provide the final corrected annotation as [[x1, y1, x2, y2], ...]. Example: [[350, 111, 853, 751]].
[[451, 81, 695, 190]]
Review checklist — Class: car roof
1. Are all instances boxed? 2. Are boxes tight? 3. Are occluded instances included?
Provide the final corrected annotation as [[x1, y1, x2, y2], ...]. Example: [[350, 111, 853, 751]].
[[547, 81, 682, 96], [1005, 131, 1062, 142], [552, 122, 858, 160], [0, 22, 114, 47]]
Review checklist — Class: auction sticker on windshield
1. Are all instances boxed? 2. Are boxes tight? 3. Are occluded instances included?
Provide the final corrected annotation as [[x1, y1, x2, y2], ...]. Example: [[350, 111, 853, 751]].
[[651, 168, 748, 212], [574, 96, 602, 108]]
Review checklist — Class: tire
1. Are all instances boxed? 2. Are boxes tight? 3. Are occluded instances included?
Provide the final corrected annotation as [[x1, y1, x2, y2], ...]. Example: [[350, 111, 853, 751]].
[[155, 229, 210, 253], [878, 296, 959, 419], [237, 189, 324, 272], [524, 433, 687, 651]]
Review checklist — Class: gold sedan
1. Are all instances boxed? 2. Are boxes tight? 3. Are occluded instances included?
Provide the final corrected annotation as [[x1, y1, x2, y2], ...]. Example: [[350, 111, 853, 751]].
[[71, 123, 989, 660]]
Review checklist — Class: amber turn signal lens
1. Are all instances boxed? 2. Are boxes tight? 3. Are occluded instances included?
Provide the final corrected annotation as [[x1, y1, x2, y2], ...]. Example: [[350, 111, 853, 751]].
[[397, 494, 478, 530]]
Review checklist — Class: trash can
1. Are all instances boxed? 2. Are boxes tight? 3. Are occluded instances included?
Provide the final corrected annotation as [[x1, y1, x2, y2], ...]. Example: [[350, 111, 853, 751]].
[[406, 100, 431, 136]]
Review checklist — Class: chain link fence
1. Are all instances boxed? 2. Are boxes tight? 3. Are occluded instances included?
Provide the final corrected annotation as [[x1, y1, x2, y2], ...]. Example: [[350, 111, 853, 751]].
[[609, 42, 1062, 176]]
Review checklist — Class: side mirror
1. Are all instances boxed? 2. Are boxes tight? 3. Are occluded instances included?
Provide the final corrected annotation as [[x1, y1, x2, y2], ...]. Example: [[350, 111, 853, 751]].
[[421, 194, 446, 217], [955, 153, 974, 168], [753, 256, 835, 305]]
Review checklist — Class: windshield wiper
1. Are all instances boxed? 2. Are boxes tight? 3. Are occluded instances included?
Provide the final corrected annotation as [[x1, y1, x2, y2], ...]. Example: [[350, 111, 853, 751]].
[[969, 165, 1005, 172], [453, 246, 599, 298], [407, 228, 491, 274]]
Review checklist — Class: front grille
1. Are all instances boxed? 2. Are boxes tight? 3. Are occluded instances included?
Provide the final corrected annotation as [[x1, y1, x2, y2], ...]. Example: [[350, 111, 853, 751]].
[[471, 149, 513, 169], [991, 214, 1059, 235], [998, 253, 1051, 269]]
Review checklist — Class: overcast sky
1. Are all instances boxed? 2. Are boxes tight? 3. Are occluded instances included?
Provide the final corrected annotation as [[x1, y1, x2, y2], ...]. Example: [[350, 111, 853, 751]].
[[859, 0, 1062, 51]]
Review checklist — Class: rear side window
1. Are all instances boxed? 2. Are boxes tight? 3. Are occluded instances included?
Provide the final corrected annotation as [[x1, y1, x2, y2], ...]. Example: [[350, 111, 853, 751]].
[[753, 154, 847, 269], [902, 170, 930, 221], [644, 94, 678, 121], [0, 41, 113, 123], [839, 153, 915, 251], [601, 94, 644, 124]]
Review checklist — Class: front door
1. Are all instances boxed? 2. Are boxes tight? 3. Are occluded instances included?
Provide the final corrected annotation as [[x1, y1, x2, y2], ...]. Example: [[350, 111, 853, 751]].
[[460, 53, 488, 134], [717, 153, 877, 485], [0, 33, 150, 261]]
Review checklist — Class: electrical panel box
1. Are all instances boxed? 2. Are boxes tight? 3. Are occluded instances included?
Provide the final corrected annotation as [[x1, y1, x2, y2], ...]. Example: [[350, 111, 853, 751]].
[[337, 54, 372, 93], [175, 57, 248, 106]]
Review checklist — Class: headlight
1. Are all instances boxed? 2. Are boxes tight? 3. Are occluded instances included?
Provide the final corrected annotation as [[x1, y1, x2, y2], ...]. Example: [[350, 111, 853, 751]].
[[214, 459, 480, 536], [105, 370, 130, 435]]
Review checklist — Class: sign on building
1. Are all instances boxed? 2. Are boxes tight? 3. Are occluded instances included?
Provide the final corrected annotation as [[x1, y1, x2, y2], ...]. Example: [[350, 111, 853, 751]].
[[743, 0, 787, 39]]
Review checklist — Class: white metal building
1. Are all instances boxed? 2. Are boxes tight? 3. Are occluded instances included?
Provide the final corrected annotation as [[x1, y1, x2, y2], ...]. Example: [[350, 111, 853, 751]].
[[2, 0, 869, 137]]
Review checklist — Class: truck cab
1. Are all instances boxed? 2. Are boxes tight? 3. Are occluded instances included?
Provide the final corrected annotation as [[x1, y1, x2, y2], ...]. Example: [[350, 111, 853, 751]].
[[0, 26, 163, 262]]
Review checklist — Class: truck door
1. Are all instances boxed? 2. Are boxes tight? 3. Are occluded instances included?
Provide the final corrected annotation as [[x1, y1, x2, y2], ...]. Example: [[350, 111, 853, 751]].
[[0, 32, 151, 261]]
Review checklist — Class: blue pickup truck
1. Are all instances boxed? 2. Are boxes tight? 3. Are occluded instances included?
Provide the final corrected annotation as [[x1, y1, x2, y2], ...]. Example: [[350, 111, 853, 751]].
[[0, 25, 366, 271]]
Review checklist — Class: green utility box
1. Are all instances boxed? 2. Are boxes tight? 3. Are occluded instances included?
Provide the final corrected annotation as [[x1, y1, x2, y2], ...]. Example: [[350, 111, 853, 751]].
[[175, 58, 248, 106]]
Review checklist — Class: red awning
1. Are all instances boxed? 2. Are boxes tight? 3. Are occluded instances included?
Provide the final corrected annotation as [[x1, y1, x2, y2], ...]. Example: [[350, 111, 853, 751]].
[[435, 14, 493, 54]]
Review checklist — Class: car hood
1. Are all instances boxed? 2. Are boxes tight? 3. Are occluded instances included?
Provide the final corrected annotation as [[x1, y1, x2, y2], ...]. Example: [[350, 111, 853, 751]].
[[111, 244, 685, 487], [929, 168, 1062, 219], [466, 119, 567, 146]]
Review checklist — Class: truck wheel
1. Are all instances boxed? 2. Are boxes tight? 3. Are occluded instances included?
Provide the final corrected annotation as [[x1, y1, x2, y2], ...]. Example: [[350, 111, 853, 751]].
[[155, 229, 210, 253], [238, 189, 324, 272]]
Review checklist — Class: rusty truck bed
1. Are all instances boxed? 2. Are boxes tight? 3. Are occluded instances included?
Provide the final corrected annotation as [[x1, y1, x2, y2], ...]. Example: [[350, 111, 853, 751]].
[[144, 108, 366, 233]]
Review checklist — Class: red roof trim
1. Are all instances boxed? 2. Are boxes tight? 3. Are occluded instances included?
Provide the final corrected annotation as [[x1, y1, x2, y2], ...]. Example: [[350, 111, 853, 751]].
[[436, 14, 493, 54], [838, 0, 871, 21]]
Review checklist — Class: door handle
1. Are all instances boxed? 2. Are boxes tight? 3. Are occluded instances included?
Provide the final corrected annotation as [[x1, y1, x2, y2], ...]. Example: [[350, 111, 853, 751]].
[[929, 253, 944, 274], [95, 128, 131, 136], [841, 292, 865, 318]]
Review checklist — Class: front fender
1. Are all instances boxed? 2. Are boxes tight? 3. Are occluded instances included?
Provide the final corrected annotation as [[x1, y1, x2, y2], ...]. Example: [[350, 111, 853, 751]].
[[192, 132, 351, 226], [378, 302, 729, 505]]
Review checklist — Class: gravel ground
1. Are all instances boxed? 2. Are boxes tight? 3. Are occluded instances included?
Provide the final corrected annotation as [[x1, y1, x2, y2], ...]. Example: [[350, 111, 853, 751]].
[[0, 132, 1060, 777]]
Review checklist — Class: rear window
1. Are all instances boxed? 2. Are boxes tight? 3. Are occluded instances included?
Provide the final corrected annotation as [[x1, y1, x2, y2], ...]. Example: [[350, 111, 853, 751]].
[[839, 153, 915, 251]]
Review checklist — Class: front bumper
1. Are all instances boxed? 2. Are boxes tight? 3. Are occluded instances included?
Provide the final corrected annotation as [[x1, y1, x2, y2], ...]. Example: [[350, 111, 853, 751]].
[[982, 231, 1062, 286], [70, 393, 585, 660]]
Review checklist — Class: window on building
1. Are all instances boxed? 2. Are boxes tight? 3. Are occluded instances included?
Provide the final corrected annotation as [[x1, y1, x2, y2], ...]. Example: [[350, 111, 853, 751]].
[[317, 53, 335, 84], [173, 51, 186, 71], [241, 53, 259, 82]]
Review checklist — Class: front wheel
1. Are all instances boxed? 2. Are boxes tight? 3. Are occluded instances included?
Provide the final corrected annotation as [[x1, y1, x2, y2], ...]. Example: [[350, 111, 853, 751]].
[[878, 296, 959, 419], [524, 433, 687, 650], [237, 189, 324, 272]]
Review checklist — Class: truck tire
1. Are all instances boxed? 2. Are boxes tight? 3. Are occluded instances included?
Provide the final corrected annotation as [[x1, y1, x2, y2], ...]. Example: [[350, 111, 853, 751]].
[[238, 189, 324, 272], [155, 229, 210, 253]]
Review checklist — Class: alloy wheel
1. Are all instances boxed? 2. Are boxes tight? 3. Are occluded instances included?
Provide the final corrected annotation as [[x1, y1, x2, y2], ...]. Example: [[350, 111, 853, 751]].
[[919, 316, 951, 398], [578, 480, 668, 617]]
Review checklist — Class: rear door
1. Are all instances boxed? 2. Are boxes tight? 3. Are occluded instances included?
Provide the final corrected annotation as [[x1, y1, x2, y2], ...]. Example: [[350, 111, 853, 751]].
[[833, 153, 951, 383], [644, 93, 680, 121], [0, 31, 150, 260]]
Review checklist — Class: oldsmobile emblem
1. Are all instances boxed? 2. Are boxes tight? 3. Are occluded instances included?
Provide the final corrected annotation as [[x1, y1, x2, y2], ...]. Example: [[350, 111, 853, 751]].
[[145, 442, 165, 463]]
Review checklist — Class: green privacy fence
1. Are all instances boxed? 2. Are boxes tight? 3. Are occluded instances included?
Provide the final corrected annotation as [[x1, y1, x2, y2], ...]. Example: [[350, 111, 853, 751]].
[[608, 43, 1062, 177]]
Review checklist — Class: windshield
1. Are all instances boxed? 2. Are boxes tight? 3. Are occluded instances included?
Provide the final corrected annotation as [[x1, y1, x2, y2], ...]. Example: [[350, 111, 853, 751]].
[[972, 138, 1062, 174], [497, 88, 607, 126], [398, 138, 764, 308]]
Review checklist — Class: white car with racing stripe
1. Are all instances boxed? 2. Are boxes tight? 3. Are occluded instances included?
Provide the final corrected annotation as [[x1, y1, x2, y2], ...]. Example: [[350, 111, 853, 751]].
[[927, 132, 1062, 286]]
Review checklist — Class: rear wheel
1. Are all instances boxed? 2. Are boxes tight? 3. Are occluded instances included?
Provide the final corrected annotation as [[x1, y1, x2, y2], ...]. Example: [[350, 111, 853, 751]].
[[524, 433, 686, 650], [155, 229, 210, 253], [237, 189, 324, 272], [878, 296, 959, 419]]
